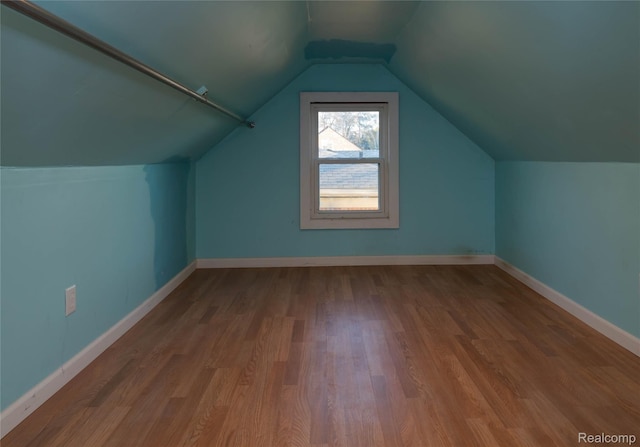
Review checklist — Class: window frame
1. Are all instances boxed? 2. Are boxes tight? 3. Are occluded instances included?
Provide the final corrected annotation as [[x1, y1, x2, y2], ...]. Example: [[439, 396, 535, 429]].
[[300, 92, 399, 229]]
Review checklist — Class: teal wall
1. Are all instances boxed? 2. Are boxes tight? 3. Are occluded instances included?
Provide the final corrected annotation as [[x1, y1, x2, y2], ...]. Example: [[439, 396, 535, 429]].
[[195, 64, 495, 258], [186, 161, 197, 263], [0, 164, 191, 411], [496, 162, 640, 337]]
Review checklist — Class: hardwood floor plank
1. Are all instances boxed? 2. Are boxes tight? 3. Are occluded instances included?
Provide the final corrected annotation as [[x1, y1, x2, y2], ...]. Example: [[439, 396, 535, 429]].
[[371, 375, 404, 447], [180, 405, 229, 447], [384, 330, 419, 399], [87, 359, 137, 407], [73, 406, 130, 447], [273, 384, 296, 447], [309, 341, 329, 445]]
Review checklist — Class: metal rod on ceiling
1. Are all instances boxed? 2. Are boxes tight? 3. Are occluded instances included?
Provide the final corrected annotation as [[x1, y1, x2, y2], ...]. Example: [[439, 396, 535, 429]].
[[2, 0, 256, 128]]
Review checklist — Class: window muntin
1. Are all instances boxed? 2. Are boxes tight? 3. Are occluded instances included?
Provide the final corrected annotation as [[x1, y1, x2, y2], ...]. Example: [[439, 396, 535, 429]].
[[300, 92, 399, 229]]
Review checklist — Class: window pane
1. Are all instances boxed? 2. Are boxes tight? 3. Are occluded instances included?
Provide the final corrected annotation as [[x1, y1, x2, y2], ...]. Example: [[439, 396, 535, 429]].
[[318, 111, 379, 159], [319, 163, 379, 211]]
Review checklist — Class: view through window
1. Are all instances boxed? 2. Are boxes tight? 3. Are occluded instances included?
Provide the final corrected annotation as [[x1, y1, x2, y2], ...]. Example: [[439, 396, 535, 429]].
[[318, 111, 380, 211]]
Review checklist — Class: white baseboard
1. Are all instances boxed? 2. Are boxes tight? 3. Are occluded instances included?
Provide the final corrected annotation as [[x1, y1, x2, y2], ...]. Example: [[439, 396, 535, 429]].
[[197, 254, 495, 269], [0, 261, 197, 438], [495, 257, 640, 357]]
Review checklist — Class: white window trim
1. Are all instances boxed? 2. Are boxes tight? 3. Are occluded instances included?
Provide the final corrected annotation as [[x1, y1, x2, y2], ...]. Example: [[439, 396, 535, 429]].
[[300, 92, 399, 229]]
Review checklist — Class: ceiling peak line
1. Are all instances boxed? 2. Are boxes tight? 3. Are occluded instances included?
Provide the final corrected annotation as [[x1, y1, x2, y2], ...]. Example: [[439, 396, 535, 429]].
[[1, 0, 256, 129]]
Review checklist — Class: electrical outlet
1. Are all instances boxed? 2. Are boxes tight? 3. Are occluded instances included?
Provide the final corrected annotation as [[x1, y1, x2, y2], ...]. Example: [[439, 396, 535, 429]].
[[65, 285, 76, 316]]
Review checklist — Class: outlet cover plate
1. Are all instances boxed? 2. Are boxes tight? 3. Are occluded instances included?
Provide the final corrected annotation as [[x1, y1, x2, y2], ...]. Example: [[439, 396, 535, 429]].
[[65, 285, 76, 316]]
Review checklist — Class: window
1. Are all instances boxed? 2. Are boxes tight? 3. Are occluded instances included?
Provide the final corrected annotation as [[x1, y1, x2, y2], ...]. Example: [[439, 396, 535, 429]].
[[300, 92, 399, 229]]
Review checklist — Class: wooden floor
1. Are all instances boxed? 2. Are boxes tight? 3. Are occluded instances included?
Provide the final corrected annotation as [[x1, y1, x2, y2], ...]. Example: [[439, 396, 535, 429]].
[[4, 265, 639, 446]]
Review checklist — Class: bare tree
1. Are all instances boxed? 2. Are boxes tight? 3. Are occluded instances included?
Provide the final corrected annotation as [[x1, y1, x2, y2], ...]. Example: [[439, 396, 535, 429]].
[[319, 111, 379, 150]]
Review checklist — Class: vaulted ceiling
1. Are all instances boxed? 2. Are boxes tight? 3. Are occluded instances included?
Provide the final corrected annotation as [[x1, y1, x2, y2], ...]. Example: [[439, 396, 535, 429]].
[[1, 1, 638, 166]]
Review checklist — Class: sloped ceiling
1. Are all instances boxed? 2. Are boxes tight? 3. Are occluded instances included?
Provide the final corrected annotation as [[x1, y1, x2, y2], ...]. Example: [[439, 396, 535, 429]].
[[391, 1, 639, 162], [1, 1, 638, 166]]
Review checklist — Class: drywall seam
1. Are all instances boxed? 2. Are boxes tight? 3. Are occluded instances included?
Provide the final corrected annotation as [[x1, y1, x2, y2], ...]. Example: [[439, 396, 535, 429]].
[[495, 257, 640, 357], [0, 261, 197, 438], [197, 255, 495, 268]]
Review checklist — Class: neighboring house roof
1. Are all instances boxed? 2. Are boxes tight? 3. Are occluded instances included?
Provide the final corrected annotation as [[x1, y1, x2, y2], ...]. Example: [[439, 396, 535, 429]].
[[319, 164, 378, 189], [318, 127, 363, 152], [318, 128, 378, 188]]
